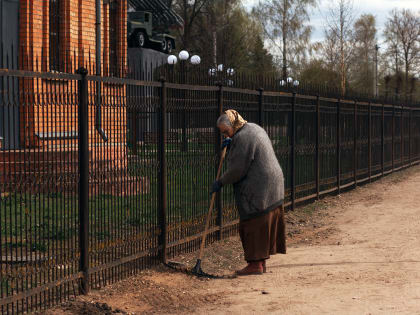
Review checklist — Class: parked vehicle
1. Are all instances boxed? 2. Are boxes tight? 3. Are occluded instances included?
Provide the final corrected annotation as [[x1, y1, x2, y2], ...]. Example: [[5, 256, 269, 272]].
[[128, 11, 176, 54]]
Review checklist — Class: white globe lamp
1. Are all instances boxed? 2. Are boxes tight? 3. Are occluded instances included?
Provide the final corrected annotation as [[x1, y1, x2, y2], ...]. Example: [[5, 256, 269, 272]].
[[208, 68, 217, 76], [293, 80, 300, 87], [287, 77, 293, 84], [179, 50, 189, 61], [167, 55, 178, 65], [227, 68, 235, 76], [190, 55, 201, 65], [217, 64, 224, 72], [279, 79, 286, 86]]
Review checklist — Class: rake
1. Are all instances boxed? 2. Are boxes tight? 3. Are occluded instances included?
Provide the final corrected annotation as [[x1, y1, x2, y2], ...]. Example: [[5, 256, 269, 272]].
[[165, 146, 233, 279]]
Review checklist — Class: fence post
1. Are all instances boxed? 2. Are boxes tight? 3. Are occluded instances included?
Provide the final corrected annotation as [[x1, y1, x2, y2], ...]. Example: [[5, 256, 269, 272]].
[[382, 103, 385, 177], [316, 95, 320, 199], [158, 78, 168, 263], [368, 102, 372, 182], [76, 67, 89, 294], [337, 99, 341, 194], [401, 104, 404, 168], [392, 104, 395, 172], [354, 100, 358, 186], [216, 83, 223, 239], [291, 92, 296, 211], [258, 88, 264, 127]]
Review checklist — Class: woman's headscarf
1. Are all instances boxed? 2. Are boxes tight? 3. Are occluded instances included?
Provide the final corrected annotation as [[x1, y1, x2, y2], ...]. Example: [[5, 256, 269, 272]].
[[225, 109, 247, 134]]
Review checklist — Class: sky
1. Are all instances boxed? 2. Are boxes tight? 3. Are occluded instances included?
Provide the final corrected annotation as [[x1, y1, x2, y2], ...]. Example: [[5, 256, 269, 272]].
[[242, 0, 420, 45]]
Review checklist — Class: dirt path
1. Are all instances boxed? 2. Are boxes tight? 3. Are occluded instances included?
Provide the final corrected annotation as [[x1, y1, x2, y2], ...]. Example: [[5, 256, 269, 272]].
[[200, 165, 420, 315], [47, 165, 420, 314]]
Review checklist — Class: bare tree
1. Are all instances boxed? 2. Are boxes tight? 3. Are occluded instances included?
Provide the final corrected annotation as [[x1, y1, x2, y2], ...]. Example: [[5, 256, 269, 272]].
[[172, 0, 212, 50], [319, 30, 340, 70], [252, 0, 316, 79], [192, 0, 245, 67], [352, 14, 377, 94], [384, 9, 420, 99], [203, 0, 234, 66], [323, 0, 356, 96]]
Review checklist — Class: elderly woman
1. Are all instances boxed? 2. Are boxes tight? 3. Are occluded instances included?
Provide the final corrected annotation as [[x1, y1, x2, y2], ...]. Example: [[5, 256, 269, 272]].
[[211, 109, 286, 276]]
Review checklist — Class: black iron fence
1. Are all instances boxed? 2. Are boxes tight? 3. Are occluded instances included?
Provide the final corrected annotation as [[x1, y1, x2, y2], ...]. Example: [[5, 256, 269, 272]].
[[1, 65, 420, 314]]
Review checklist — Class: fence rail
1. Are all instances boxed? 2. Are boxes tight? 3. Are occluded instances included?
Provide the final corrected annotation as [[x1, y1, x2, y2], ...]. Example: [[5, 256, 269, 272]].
[[1, 68, 420, 314]]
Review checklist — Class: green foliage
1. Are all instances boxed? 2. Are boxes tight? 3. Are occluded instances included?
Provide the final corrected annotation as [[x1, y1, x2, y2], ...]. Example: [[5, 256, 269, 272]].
[[31, 242, 47, 252], [171, 0, 277, 73], [300, 59, 341, 89], [248, 35, 278, 76], [1, 279, 11, 295]]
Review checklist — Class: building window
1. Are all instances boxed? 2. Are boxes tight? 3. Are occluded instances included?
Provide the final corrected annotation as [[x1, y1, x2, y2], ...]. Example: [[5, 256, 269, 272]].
[[49, 0, 62, 71], [109, 0, 119, 76]]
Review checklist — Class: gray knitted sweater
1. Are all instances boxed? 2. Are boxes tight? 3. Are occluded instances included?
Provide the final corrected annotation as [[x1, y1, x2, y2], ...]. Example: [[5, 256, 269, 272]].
[[219, 123, 284, 220]]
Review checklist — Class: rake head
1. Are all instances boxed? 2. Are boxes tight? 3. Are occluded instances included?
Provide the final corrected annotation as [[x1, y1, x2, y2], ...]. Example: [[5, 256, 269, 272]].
[[189, 259, 226, 279], [164, 260, 188, 271], [164, 259, 236, 279]]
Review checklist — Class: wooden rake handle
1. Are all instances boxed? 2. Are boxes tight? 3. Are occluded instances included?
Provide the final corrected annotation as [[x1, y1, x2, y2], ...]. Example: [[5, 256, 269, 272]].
[[198, 146, 228, 260]]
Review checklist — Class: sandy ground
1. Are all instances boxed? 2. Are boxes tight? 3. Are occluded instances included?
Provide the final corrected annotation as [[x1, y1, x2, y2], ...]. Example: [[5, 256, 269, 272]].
[[46, 164, 420, 315]]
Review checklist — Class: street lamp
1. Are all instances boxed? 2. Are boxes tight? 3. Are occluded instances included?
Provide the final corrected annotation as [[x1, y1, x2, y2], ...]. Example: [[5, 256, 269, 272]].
[[168, 50, 201, 152], [167, 54, 178, 65], [179, 50, 189, 61], [279, 77, 299, 89], [227, 68, 235, 76], [375, 44, 379, 97], [208, 68, 217, 76], [208, 65, 235, 86], [190, 55, 201, 65], [168, 53, 201, 66]]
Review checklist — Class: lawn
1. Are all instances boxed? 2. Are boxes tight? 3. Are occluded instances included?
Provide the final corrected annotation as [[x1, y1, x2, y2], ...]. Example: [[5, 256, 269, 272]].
[[1, 138, 345, 256], [0, 148, 235, 255]]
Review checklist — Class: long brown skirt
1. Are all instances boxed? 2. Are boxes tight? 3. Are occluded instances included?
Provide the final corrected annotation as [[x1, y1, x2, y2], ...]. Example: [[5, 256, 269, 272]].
[[238, 205, 286, 262]]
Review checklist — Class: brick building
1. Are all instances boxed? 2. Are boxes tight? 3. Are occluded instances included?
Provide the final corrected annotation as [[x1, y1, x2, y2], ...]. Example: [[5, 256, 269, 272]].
[[0, 0, 138, 195], [18, 0, 128, 149], [19, 0, 126, 73]]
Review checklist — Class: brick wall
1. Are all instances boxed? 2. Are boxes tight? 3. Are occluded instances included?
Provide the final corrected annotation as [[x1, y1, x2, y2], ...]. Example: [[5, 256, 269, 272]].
[[18, 0, 127, 149]]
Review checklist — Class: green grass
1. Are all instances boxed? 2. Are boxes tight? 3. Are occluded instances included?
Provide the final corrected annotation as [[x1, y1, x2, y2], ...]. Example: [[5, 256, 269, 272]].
[[1, 279, 11, 295], [1, 152, 228, 251], [1, 144, 338, 252]]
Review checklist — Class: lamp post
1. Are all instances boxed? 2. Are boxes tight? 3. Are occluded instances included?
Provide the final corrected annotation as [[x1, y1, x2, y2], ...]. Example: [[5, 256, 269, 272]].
[[279, 77, 300, 91], [167, 51, 201, 152], [375, 44, 379, 98], [280, 77, 300, 160], [208, 64, 235, 86]]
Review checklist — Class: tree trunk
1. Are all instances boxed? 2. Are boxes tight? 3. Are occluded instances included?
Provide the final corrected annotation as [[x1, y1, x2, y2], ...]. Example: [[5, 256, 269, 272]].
[[213, 29, 217, 66], [282, 0, 287, 80], [182, 0, 188, 49], [340, 3, 346, 96], [405, 53, 409, 100]]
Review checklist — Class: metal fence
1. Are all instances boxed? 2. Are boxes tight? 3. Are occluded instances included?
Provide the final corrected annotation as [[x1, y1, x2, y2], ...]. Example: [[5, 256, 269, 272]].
[[1, 65, 420, 314]]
